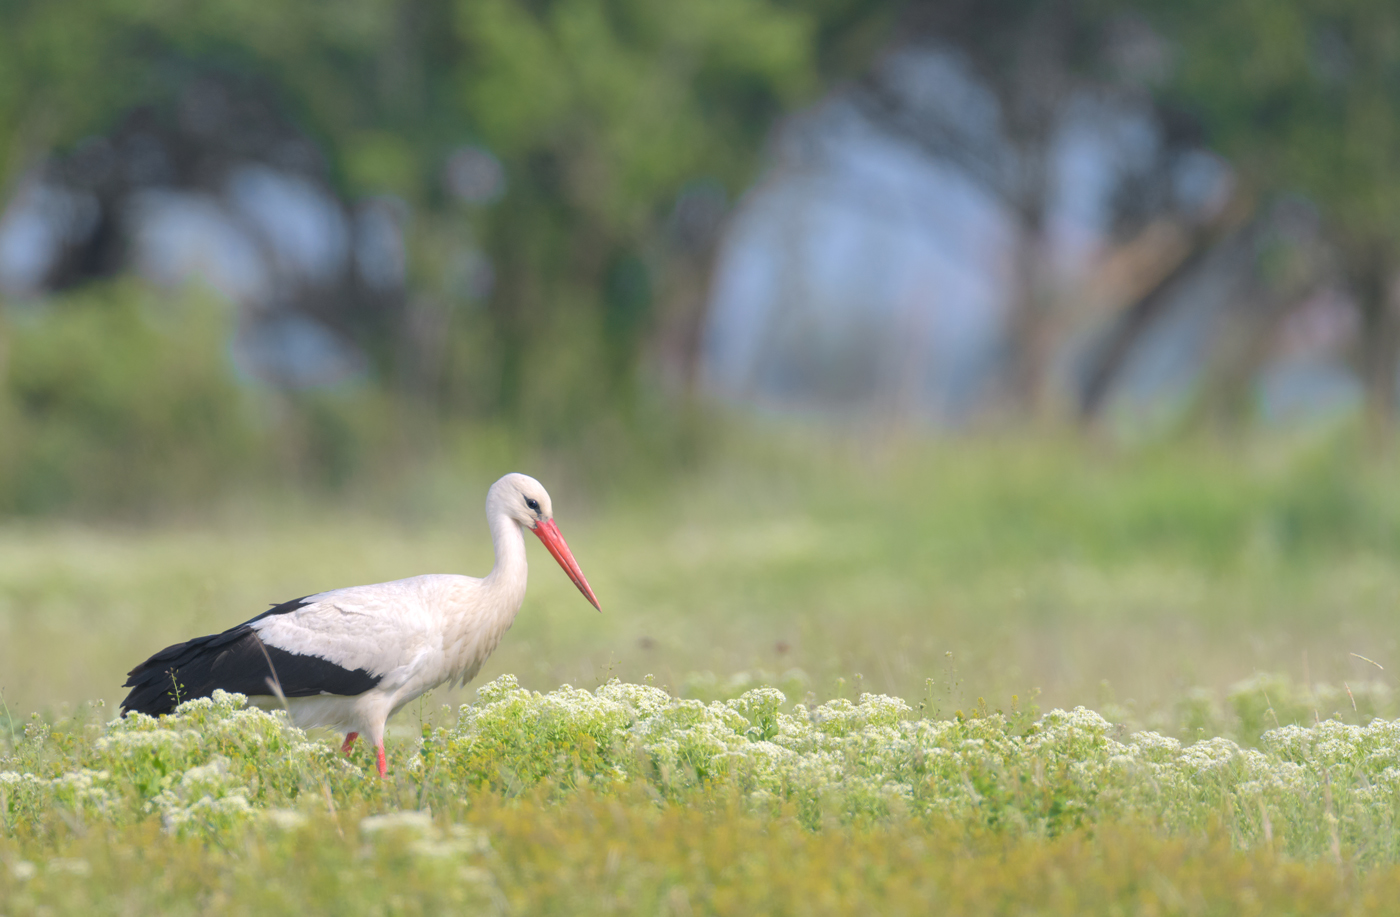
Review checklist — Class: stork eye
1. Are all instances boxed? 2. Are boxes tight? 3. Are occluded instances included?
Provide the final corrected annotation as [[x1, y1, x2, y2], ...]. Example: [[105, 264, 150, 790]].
[[525, 497, 541, 513]]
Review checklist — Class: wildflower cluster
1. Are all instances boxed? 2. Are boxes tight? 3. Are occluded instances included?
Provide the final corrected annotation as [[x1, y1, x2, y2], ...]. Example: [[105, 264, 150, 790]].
[[1, 691, 356, 837], [1175, 673, 1395, 747], [5, 678, 1400, 863], [421, 676, 1400, 861]]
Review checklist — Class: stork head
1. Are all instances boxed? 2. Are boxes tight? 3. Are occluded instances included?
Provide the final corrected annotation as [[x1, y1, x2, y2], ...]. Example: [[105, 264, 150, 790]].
[[490, 473, 601, 611]]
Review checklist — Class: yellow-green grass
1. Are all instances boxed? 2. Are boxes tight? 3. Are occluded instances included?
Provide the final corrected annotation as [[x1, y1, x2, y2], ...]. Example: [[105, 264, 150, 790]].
[[7, 802, 1400, 916], [1, 433, 1397, 738]]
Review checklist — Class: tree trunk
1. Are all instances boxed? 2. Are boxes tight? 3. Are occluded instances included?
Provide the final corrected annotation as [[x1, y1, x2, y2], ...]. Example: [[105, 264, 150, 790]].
[[1078, 197, 1254, 420], [1000, 208, 1056, 416], [1350, 246, 1400, 439]]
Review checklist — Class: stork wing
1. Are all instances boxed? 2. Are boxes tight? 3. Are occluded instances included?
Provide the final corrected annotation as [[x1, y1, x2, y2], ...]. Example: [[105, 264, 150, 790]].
[[121, 575, 457, 716], [249, 577, 442, 679]]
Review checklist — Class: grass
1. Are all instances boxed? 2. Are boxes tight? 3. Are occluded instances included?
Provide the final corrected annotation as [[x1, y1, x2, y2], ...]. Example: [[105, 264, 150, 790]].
[[4, 430, 1400, 912], [2, 431, 1397, 734], [10, 794, 1400, 916]]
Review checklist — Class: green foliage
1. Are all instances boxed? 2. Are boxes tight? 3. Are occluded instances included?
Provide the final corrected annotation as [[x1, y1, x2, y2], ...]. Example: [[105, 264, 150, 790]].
[[446, 0, 824, 421], [0, 283, 259, 514], [1145, 0, 1400, 409], [1152, 0, 1400, 243], [0, 0, 850, 432], [0, 281, 425, 513]]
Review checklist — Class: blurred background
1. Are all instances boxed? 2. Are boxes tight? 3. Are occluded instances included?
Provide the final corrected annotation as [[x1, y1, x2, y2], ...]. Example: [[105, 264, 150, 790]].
[[3, 0, 1400, 736]]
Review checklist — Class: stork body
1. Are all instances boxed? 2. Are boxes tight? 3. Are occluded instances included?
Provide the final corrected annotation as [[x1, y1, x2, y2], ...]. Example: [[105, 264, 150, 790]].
[[120, 473, 599, 777]]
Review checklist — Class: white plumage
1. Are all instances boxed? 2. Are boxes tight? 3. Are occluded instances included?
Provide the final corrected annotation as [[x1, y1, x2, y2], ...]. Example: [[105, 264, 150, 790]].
[[122, 473, 600, 777]]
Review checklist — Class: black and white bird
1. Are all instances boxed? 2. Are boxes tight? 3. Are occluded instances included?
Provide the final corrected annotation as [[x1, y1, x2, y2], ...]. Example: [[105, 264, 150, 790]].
[[120, 473, 600, 777]]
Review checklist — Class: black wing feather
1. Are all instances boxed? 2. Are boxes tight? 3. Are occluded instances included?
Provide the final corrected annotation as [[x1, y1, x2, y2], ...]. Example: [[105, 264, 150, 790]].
[[120, 597, 380, 716]]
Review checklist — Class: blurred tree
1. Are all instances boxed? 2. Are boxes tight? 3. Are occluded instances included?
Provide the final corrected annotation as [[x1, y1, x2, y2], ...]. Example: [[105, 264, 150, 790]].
[[0, 282, 263, 513], [834, 0, 1400, 431], [0, 0, 897, 454], [1146, 0, 1400, 430], [445, 0, 819, 437], [846, 0, 1231, 420], [9, 0, 1400, 460], [953, 2, 1109, 417]]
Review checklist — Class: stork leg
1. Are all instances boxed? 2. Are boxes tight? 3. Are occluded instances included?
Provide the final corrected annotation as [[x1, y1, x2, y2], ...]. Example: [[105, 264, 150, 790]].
[[375, 742, 387, 778], [341, 732, 359, 755]]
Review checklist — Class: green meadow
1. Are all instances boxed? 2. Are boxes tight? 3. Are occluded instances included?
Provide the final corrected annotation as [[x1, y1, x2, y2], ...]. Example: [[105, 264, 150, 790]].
[[5, 433, 1400, 914]]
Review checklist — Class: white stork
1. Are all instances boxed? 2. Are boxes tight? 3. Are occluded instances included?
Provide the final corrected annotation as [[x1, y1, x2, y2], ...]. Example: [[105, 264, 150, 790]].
[[120, 473, 599, 777]]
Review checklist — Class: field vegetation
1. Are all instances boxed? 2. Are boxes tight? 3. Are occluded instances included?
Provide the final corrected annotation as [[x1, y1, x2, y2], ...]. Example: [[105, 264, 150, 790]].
[[5, 433, 1400, 913], [6, 0, 1400, 909]]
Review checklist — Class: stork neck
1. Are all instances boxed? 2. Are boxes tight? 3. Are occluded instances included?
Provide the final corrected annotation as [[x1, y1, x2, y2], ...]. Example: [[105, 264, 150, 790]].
[[484, 508, 529, 597]]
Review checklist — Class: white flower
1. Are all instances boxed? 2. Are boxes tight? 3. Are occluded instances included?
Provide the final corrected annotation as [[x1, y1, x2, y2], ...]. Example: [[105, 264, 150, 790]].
[[181, 758, 231, 787], [265, 809, 308, 830], [360, 810, 435, 836], [47, 858, 92, 876]]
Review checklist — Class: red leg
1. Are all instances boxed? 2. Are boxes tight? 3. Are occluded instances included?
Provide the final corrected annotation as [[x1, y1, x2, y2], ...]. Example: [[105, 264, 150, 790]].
[[375, 742, 387, 779], [341, 732, 359, 755]]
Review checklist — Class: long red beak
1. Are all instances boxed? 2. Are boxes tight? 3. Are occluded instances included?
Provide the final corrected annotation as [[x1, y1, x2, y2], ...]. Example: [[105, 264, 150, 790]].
[[531, 518, 601, 611]]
